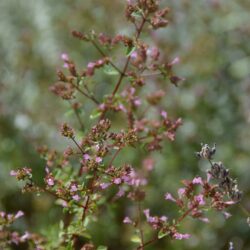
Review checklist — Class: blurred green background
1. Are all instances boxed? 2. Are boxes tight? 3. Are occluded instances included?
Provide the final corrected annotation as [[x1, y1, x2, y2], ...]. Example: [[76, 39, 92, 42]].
[[0, 0, 249, 249]]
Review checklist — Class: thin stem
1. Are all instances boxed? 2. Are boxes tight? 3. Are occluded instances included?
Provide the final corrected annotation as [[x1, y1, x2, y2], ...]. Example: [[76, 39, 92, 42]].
[[137, 236, 158, 250], [108, 147, 122, 167], [239, 204, 250, 217], [98, 15, 147, 121], [82, 195, 90, 222], [40, 187, 85, 209], [137, 202, 145, 249], [68, 101, 85, 131], [112, 16, 147, 98], [175, 205, 197, 225], [91, 40, 123, 75], [74, 110, 85, 131], [71, 137, 85, 155], [82, 169, 98, 223], [141, 72, 162, 77], [111, 56, 130, 98], [139, 206, 197, 249], [71, 81, 100, 105]]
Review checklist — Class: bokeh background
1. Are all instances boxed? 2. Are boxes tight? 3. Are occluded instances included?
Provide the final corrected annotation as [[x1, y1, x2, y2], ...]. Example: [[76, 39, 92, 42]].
[[0, 0, 250, 249]]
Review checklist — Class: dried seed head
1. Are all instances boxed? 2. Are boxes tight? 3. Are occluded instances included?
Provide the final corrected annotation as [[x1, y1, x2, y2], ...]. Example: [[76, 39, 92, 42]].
[[196, 143, 216, 160], [60, 123, 75, 138]]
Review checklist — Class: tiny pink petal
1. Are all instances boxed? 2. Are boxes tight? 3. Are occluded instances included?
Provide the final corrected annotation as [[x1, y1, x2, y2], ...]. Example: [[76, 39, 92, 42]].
[[61, 53, 69, 61], [199, 217, 210, 223], [170, 57, 180, 65], [194, 194, 205, 205], [47, 178, 54, 186], [123, 216, 132, 224], [83, 154, 90, 160], [116, 187, 125, 197], [164, 193, 176, 202], [72, 194, 80, 201], [15, 211, 24, 219], [95, 157, 102, 163], [100, 183, 110, 190], [192, 176, 203, 185], [10, 170, 17, 176], [113, 178, 122, 184], [160, 110, 168, 119], [173, 233, 191, 240], [178, 188, 186, 198], [160, 216, 168, 222]]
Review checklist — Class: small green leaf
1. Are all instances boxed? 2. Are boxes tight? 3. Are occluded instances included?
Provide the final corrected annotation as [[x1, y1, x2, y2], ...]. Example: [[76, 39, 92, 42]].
[[97, 246, 108, 250], [83, 216, 90, 227], [126, 46, 136, 57], [131, 11, 142, 19], [59, 220, 64, 230], [90, 109, 101, 119], [103, 64, 119, 75], [64, 109, 74, 117], [82, 231, 92, 239], [158, 229, 169, 239], [131, 235, 141, 243]]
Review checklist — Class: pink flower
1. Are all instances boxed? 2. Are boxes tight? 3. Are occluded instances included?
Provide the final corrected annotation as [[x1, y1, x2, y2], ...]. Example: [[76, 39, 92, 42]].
[[100, 183, 110, 190], [143, 209, 155, 223], [83, 154, 90, 161], [95, 157, 102, 163], [70, 184, 78, 192], [47, 177, 55, 186], [173, 232, 191, 240], [10, 170, 17, 176], [63, 63, 69, 68], [131, 51, 138, 59], [164, 193, 176, 202], [143, 209, 150, 218], [166, 131, 175, 141], [222, 211, 232, 219], [206, 172, 212, 182], [20, 231, 30, 241], [72, 194, 80, 201], [143, 157, 154, 171], [169, 57, 180, 66], [15, 210, 24, 219], [192, 176, 203, 185], [178, 188, 186, 198], [123, 216, 132, 224], [224, 200, 236, 205], [99, 103, 106, 110], [118, 104, 126, 113], [160, 216, 168, 222], [61, 53, 69, 61], [147, 47, 160, 61], [113, 178, 122, 184], [160, 110, 168, 119], [116, 187, 125, 197], [194, 194, 205, 205], [61, 200, 68, 207], [133, 98, 141, 106], [86, 62, 95, 76], [45, 166, 50, 174], [11, 232, 20, 245], [0, 212, 6, 218], [199, 217, 210, 223]]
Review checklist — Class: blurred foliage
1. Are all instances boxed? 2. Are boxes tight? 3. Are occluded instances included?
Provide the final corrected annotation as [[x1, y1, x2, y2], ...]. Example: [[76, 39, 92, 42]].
[[0, 0, 249, 249]]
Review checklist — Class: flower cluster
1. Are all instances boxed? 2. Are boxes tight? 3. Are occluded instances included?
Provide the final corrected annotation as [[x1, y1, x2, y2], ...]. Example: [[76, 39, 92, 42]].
[[0, 210, 44, 249], [8, 0, 245, 249], [196, 144, 242, 203], [122, 144, 242, 248]]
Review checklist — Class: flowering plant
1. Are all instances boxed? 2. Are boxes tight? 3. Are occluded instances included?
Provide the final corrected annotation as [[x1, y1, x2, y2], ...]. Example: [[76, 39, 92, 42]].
[[4, 1, 246, 249]]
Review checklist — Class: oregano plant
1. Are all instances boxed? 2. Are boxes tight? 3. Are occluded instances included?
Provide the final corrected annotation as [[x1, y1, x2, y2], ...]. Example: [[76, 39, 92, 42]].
[[2, 1, 248, 249]]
